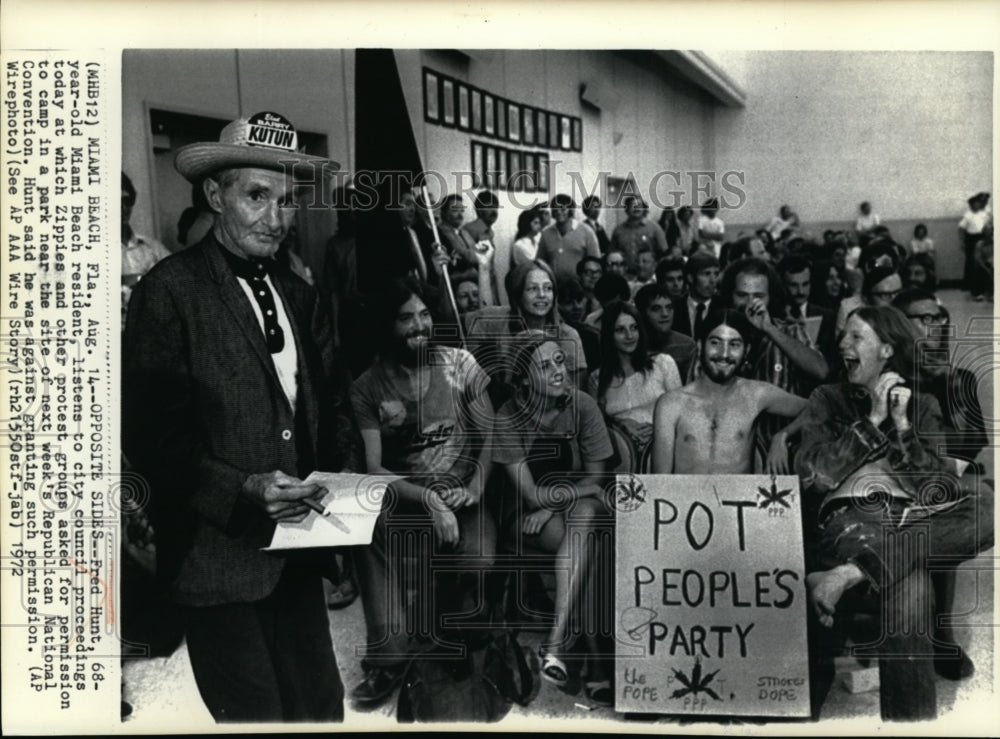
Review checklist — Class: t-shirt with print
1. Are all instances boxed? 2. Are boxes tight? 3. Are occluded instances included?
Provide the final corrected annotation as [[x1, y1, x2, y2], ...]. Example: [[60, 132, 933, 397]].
[[350, 346, 488, 483], [492, 388, 613, 475]]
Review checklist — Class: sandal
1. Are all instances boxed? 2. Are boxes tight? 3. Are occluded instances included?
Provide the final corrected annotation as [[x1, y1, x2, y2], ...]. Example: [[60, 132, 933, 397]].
[[539, 649, 569, 688], [584, 679, 613, 707], [326, 581, 358, 610]]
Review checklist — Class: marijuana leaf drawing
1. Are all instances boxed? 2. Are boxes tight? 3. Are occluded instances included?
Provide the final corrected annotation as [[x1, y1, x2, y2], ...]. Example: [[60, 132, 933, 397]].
[[757, 474, 792, 509], [615, 475, 646, 512], [670, 657, 722, 701]]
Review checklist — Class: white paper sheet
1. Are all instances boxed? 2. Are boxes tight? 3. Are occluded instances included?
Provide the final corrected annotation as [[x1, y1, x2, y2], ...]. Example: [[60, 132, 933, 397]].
[[262, 471, 397, 549]]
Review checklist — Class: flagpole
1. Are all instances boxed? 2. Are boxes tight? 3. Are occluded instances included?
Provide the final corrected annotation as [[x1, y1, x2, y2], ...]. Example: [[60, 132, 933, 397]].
[[420, 185, 466, 348]]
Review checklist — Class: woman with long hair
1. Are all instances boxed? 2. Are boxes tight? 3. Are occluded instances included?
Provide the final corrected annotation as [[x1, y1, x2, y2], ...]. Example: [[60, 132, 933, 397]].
[[589, 301, 681, 454], [465, 259, 588, 406], [492, 336, 615, 705], [510, 207, 544, 268], [658, 207, 682, 257], [675, 205, 696, 255], [795, 305, 993, 720], [810, 259, 851, 313]]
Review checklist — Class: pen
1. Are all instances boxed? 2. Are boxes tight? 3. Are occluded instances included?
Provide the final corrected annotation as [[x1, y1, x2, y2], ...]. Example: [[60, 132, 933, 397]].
[[325, 513, 352, 535], [303, 497, 352, 534], [303, 497, 329, 517]]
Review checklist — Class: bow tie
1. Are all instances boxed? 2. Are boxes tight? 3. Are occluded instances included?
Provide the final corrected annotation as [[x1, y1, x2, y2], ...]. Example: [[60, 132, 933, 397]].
[[221, 247, 285, 353], [222, 249, 277, 281]]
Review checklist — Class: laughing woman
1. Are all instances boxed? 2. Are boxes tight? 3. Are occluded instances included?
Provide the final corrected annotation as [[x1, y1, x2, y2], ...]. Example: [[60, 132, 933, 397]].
[[493, 337, 615, 706]]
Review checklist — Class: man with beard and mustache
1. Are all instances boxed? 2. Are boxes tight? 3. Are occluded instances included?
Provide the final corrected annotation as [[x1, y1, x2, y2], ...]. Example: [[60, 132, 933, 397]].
[[652, 309, 807, 473], [721, 257, 830, 394], [348, 277, 496, 708]]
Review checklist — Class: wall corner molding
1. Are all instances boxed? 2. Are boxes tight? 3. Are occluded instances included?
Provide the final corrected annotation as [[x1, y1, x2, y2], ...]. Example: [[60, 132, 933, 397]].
[[655, 50, 747, 108]]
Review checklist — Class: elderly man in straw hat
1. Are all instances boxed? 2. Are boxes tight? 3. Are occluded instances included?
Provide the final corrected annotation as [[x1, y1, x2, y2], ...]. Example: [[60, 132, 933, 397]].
[[124, 112, 357, 722]]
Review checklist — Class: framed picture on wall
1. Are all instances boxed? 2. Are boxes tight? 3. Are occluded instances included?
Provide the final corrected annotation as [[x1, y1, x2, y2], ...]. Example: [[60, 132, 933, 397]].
[[522, 107, 535, 146], [485, 145, 497, 188], [457, 84, 470, 130], [508, 150, 523, 191], [442, 78, 456, 127], [424, 69, 439, 123], [521, 152, 535, 191], [484, 94, 495, 135], [560, 116, 572, 150], [572, 118, 582, 151], [471, 141, 485, 189], [494, 145, 507, 189], [471, 89, 483, 133], [548, 112, 560, 148], [496, 100, 508, 140], [536, 110, 547, 150], [508, 103, 520, 143], [537, 153, 550, 192]]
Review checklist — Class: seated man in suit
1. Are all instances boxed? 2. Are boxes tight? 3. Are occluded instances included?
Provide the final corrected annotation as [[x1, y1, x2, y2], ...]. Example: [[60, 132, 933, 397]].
[[672, 251, 719, 339], [719, 257, 829, 395], [125, 111, 355, 722], [581, 194, 612, 255], [777, 255, 838, 379]]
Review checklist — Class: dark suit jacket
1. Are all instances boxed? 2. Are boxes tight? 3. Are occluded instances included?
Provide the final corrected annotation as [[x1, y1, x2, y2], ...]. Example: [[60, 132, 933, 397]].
[[671, 297, 713, 339], [583, 218, 611, 255], [356, 216, 438, 293], [124, 234, 358, 606]]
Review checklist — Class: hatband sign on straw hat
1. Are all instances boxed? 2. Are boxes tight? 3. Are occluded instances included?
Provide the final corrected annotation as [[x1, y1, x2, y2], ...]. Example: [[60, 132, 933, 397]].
[[174, 111, 340, 183]]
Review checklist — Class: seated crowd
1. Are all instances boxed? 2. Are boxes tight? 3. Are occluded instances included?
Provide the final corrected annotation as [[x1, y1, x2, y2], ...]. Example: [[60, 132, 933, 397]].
[[328, 189, 993, 721], [125, 170, 993, 722]]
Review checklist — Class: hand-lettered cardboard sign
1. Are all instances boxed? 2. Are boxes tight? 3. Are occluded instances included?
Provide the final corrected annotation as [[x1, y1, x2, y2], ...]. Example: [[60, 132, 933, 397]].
[[614, 474, 810, 717]]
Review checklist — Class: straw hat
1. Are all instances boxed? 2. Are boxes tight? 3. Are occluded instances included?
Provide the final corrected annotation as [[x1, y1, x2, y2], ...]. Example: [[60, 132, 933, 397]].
[[174, 111, 339, 183]]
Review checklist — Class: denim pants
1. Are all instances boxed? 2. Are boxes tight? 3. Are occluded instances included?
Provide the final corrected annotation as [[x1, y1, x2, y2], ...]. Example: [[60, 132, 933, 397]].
[[354, 500, 497, 667], [809, 474, 994, 720]]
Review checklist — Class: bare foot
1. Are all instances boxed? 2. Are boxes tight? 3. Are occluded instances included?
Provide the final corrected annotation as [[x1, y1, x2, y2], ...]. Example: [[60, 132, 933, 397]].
[[806, 563, 866, 628]]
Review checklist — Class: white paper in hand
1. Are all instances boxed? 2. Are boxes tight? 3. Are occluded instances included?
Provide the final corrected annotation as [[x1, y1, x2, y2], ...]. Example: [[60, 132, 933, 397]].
[[263, 471, 397, 550]]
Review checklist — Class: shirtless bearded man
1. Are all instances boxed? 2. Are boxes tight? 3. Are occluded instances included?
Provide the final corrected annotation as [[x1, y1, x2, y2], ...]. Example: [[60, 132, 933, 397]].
[[652, 309, 807, 473]]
